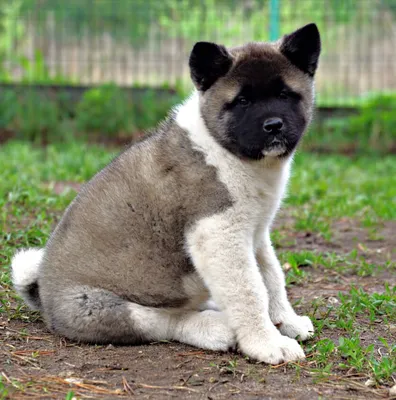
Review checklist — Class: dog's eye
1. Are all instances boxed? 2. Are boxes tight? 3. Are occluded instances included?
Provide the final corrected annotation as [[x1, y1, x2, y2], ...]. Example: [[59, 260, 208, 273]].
[[237, 96, 249, 106], [279, 91, 289, 99]]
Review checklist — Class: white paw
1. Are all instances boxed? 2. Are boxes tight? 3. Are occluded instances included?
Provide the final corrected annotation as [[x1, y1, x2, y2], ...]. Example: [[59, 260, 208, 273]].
[[239, 331, 305, 365], [277, 315, 314, 341], [179, 310, 235, 352], [202, 311, 236, 351]]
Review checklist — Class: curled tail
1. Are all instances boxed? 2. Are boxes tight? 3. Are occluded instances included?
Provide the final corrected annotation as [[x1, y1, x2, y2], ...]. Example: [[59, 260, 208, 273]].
[[11, 248, 44, 310]]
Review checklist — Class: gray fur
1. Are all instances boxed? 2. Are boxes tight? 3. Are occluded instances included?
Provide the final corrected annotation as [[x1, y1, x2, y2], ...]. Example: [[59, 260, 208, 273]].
[[36, 118, 232, 343], [16, 282, 41, 310], [43, 285, 144, 344]]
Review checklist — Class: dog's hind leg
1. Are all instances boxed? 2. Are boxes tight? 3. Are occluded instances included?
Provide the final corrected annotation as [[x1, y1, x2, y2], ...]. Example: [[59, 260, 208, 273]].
[[41, 285, 235, 350]]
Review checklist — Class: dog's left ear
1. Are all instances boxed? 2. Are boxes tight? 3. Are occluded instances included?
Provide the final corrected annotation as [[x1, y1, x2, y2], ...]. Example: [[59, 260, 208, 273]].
[[280, 23, 321, 76], [189, 42, 233, 91]]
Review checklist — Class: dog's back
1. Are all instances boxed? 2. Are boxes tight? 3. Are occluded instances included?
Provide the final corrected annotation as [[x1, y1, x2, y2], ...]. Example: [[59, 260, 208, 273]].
[[14, 118, 231, 343]]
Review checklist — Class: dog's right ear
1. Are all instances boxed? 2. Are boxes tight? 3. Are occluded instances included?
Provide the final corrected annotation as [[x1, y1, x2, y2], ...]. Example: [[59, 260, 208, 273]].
[[189, 42, 233, 91]]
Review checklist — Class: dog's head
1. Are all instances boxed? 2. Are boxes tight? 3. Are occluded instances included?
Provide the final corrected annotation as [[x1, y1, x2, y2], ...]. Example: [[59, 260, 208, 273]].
[[189, 23, 321, 160]]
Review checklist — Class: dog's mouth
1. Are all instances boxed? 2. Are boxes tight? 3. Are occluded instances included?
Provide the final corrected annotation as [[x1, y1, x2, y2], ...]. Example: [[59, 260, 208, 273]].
[[262, 138, 287, 157], [237, 138, 291, 161]]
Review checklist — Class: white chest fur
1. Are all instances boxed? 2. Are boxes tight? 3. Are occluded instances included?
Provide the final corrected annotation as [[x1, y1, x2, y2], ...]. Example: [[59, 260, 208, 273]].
[[175, 93, 312, 366], [175, 92, 292, 241]]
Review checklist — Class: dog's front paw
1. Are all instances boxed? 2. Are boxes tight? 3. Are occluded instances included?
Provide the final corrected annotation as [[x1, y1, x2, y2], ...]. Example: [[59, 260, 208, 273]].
[[277, 315, 314, 341], [238, 332, 305, 365]]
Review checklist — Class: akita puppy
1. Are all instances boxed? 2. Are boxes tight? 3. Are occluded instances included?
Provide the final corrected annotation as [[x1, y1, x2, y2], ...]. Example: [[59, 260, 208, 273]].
[[12, 23, 321, 364]]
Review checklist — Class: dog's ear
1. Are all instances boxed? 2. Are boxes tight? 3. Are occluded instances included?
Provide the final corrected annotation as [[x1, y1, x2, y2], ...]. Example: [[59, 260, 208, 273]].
[[280, 23, 321, 76], [189, 42, 233, 91]]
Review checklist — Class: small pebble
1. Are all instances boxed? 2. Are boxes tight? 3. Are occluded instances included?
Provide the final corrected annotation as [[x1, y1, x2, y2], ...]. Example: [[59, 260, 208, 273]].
[[282, 262, 292, 271], [389, 385, 396, 396], [364, 378, 375, 387], [389, 324, 396, 334], [65, 377, 83, 384], [59, 370, 74, 377], [327, 297, 339, 305]]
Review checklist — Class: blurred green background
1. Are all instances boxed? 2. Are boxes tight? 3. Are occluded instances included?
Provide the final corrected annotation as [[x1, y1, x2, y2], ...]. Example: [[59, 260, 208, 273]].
[[1, 0, 396, 152]]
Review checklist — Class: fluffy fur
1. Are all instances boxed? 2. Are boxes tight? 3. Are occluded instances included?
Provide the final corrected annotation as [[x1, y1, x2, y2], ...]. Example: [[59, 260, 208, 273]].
[[11, 248, 44, 310], [11, 23, 321, 364], [177, 93, 310, 363]]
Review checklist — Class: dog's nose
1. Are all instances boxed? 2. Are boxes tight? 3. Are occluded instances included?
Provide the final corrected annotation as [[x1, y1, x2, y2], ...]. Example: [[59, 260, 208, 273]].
[[263, 117, 283, 133]]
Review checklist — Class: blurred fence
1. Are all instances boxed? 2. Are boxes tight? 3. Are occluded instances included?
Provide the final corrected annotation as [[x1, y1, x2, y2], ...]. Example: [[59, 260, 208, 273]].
[[1, 0, 396, 106]]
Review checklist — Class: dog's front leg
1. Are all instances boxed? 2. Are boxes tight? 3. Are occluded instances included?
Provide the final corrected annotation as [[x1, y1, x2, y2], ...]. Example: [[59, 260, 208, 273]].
[[256, 230, 314, 341], [187, 215, 305, 364]]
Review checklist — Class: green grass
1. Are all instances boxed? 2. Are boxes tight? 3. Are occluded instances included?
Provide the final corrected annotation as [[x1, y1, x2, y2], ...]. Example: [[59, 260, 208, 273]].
[[306, 285, 396, 386], [286, 152, 396, 235], [311, 285, 396, 333], [1, 139, 395, 394], [278, 249, 395, 282], [1, 141, 116, 255], [308, 336, 395, 385]]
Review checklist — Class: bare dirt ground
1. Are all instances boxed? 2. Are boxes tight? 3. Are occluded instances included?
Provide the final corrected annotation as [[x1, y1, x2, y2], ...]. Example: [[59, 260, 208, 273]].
[[1, 215, 395, 400]]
